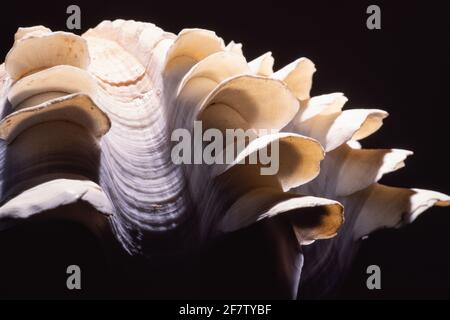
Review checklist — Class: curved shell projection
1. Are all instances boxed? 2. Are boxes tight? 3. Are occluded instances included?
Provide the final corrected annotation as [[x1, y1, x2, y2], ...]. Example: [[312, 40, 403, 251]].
[[0, 20, 448, 298]]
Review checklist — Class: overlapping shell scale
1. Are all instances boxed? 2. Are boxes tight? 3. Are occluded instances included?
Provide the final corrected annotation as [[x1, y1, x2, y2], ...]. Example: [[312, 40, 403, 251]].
[[0, 19, 448, 298], [0, 27, 113, 239], [288, 62, 450, 297], [161, 25, 343, 246], [0, 21, 343, 253]]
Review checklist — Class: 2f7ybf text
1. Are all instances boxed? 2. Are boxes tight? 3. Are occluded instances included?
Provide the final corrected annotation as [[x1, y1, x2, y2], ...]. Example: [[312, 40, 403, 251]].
[[178, 304, 272, 317]]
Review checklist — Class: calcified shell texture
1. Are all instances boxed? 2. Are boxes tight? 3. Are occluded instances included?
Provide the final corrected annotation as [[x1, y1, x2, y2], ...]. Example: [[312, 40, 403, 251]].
[[0, 20, 448, 298]]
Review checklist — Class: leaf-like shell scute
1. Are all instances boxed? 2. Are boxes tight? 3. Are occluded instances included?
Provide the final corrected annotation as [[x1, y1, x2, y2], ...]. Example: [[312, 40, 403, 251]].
[[219, 187, 343, 244], [0, 93, 111, 143], [8, 65, 96, 107], [6, 30, 90, 80], [199, 75, 299, 132]]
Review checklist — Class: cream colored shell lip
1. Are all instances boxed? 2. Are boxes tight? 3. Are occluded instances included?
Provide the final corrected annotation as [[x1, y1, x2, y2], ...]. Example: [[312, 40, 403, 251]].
[[225, 41, 243, 56], [248, 52, 275, 77], [219, 187, 344, 244], [164, 28, 225, 81], [351, 184, 450, 240], [165, 28, 225, 69], [5, 30, 90, 81], [272, 57, 316, 101], [14, 26, 52, 41], [0, 178, 114, 233], [297, 92, 348, 121], [7, 65, 97, 107], [0, 93, 111, 144], [175, 51, 249, 98], [198, 75, 299, 132], [0, 177, 114, 218], [290, 91, 389, 152], [213, 132, 325, 192]]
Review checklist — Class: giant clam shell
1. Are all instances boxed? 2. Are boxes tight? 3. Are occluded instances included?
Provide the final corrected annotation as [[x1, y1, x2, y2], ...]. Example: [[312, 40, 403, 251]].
[[0, 20, 448, 298]]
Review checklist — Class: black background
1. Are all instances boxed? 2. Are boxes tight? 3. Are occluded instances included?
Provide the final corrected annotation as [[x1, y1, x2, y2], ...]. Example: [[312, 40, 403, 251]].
[[0, 0, 449, 299]]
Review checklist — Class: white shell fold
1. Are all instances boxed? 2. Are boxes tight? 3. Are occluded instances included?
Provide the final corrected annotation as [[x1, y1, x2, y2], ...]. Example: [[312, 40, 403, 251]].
[[248, 52, 274, 76], [6, 28, 90, 80], [0, 93, 110, 143], [219, 187, 343, 245], [273, 58, 316, 101]]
